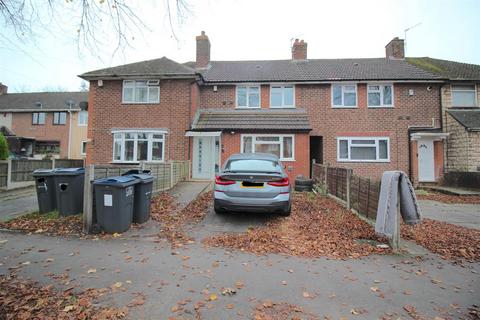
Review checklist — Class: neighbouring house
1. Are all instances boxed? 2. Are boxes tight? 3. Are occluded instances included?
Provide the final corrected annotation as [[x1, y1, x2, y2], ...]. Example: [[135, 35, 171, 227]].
[[80, 32, 471, 185], [407, 58, 480, 176], [0, 83, 89, 159]]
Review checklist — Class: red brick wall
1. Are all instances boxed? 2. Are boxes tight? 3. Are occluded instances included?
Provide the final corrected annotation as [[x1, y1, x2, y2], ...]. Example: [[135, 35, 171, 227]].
[[12, 112, 71, 158], [86, 79, 194, 164], [220, 132, 310, 183]]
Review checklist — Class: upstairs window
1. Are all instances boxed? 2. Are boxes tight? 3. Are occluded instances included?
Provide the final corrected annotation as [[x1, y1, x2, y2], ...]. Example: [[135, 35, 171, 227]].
[[122, 80, 160, 104], [368, 84, 393, 107], [32, 112, 46, 125], [53, 112, 67, 125], [78, 110, 88, 126], [236, 85, 260, 108], [332, 84, 357, 108], [270, 85, 294, 108], [451, 85, 477, 107], [337, 137, 389, 162], [113, 131, 165, 162]]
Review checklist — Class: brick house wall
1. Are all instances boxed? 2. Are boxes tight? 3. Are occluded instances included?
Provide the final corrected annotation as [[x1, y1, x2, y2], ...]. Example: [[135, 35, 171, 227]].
[[198, 82, 441, 180], [11, 112, 71, 158], [444, 112, 480, 172], [86, 79, 194, 165]]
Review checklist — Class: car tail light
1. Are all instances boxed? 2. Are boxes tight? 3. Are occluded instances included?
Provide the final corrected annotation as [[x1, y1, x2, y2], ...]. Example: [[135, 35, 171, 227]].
[[268, 177, 290, 187], [215, 176, 235, 185]]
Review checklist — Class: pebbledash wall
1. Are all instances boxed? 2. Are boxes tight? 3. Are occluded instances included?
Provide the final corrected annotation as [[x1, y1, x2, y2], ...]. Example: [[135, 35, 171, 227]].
[[200, 82, 441, 181], [86, 79, 195, 165]]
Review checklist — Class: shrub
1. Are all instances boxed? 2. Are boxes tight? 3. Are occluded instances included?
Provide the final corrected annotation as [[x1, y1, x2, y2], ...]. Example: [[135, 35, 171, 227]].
[[0, 133, 8, 160]]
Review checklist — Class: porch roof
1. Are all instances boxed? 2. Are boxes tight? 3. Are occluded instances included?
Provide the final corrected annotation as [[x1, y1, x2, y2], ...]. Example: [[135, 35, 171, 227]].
[[191, 108, 312, 132], [447, 109, 480, 132]]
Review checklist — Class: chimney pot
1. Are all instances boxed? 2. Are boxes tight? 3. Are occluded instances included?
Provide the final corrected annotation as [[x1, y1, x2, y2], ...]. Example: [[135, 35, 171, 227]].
[[196, 31, 211, 69], [292, 39, 307, 60], [385, 37, 405, 59]]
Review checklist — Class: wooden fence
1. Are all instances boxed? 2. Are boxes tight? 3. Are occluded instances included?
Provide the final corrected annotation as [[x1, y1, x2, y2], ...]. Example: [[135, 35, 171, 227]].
[[0, 159, 85, 188], [312, 162, 381, 221], [83, 160, 190, 233]]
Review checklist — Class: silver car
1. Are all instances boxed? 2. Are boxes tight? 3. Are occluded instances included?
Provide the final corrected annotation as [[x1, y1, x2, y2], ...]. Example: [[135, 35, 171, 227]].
[[214, 153, 291, 216]]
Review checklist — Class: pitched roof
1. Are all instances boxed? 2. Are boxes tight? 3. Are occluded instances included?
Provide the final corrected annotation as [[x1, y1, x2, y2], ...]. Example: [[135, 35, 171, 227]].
[[199, 58, 442, 83], [407, 57, 480, 81], [191, 108, 311, 131], [0, 91, 88, 112], [447, 110, 480, 131], [80, 56, 197, 79]]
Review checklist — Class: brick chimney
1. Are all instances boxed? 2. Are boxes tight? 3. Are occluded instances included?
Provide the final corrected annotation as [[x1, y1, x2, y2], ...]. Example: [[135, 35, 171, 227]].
[[385, 37, 405, 59], [0, 83, 7, 95], [292, 39, 307, 60], [196, 31, 211, 69]]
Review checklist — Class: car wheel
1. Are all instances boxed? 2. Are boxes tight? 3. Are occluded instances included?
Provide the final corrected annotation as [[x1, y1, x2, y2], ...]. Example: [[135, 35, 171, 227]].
[[214, 202, 226, 214], [295, 185, 312, 192], [279, 203, 291, 216]]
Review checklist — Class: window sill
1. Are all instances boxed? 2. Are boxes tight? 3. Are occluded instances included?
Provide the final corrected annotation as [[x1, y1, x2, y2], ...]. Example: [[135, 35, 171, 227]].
[[337, 160, 390, 163], [332, 106, 358, 109], [270, 106, 296, 109], [236, 107, 261, 109], [110, 160, 165, 164], [450, 105, 478, 108], [121, 102, 160, 105], [368, 106, 394, 109]]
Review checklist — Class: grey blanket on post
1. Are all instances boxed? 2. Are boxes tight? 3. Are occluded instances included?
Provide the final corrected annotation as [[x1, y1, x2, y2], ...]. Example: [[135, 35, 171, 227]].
[[375, 171, 422, 238]]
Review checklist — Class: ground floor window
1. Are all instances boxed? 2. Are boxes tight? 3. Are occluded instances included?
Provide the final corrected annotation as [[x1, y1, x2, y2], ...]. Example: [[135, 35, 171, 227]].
[[35, 141, 60, 155], [241, 134, 294, 161], [337, 137, 389, 162], [112, 131, 165, 163]]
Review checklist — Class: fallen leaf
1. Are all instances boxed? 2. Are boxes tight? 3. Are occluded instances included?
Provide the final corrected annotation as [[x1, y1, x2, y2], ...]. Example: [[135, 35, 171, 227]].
[[87, 268, 96, 274], [209, 293, 217, 301]]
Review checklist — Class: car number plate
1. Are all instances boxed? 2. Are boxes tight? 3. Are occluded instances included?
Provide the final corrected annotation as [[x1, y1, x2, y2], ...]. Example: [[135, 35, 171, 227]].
[[241, 181, 264, 188]]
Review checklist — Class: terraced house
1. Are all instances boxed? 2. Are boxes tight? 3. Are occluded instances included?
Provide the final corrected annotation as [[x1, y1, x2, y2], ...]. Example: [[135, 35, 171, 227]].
[[80, 32, 480, 185]]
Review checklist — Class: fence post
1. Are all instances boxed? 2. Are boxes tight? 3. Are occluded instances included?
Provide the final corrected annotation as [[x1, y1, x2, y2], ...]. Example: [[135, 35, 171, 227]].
[[324, 164, 328, 194], [83, 164, 94, 234], [6, 158, 12, 189], [170, 162, 174, 188], [140, 161, 146, 172], [51, 158, 56, 169], [311, 159, 315, 178], [346, 169, 352, 210]]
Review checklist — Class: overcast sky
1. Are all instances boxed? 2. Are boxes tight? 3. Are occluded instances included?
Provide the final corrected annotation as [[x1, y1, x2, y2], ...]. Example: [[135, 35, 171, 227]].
[[1, 0, 479, 93]]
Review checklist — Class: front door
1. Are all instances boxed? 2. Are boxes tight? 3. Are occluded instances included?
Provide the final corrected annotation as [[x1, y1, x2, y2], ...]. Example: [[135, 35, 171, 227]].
[[417, 138, 435, 182], [192, 136, 216, 179]]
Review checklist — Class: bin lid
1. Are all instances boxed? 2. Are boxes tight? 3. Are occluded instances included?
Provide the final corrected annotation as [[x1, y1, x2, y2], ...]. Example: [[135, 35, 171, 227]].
[[121, 169, 151, 176], [129, 173, 154, 183], [93, 175, 138, 187], [55, 167, 85, 175], [33, 168, 56, 177]]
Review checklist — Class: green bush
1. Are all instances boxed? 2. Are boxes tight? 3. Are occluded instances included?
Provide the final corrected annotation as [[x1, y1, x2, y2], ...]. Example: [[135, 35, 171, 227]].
[[0, 133, 8, 160]]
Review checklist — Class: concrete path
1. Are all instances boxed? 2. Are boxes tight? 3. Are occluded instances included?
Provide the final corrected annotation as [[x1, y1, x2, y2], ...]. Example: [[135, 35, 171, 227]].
[[0, 231, 478, 319], [0, 186, 37, 221], [167, 181, 212, 207], [419, 200, 480, 229], [425, 185, 480, 196]]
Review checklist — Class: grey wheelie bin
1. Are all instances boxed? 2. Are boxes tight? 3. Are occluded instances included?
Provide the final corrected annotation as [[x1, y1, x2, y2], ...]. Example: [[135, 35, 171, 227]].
[[93, 176, 138, 233], [54, 167, 85, 216], [33, 169, 57, 213], [128, 173, 154, 224]]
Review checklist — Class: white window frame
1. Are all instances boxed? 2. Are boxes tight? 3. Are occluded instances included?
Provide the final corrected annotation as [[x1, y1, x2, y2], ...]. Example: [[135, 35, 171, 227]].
[[32, 112, 46, 125], [122, 80, 160, 104], [240, 134, 295, 161], [112, 130, 166, 163], [81, 141, 87, 155], [53, 112, 67, 125], [269, 84, 295, 108], [236, 84, 261, 109], [78, 110, 88, 126], [451, 84, 477, 107], [367, 83, 394, 108], [337, 137, 390, 163], [332, 84, 358, 108]]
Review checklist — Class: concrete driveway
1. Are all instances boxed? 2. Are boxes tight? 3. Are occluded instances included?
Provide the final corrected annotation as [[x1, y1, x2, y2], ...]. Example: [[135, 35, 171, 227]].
[[0, 186, 37, 221], [419, 200, 480, 229]]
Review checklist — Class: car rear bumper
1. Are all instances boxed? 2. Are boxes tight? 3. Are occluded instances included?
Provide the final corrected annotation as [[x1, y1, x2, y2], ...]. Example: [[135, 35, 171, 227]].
[[214, 191, 290, 213]]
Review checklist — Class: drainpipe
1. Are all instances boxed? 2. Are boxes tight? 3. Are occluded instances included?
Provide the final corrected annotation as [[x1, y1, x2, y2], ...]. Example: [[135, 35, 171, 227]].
[[67, 109, 72, 159]]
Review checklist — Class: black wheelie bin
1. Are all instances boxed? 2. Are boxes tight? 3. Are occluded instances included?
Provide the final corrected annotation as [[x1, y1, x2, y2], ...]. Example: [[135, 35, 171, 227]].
[[93, 176, 138, 233], [32, 169, 57, 213], [54, 167, 85, 216], [128, 173, 154, 224]]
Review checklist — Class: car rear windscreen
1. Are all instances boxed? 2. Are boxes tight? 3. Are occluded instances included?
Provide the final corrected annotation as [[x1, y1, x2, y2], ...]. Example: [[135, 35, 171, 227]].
[[225, 159, 281, 173]]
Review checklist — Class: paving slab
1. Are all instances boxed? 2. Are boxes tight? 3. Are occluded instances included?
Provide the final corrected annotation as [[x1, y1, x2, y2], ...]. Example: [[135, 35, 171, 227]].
[[0, 186, 37, 221], [424, 185, 480, 196], [419, 200, 480, 229]]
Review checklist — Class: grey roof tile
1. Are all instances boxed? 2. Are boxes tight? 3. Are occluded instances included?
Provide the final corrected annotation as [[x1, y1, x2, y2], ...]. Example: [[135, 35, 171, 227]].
[[80, 56, 197, 79], [199, 58, 442, 83], [192, 108, 311, 131], [0, 91, 88, 112], [447, 109, 480, 131]]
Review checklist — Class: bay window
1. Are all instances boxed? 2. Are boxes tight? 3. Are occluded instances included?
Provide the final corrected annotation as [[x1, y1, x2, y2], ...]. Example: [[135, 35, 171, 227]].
[[236, 85, 260, 108], [337, 137, 389, 162], [122, 80, 160, 103], [451, 85, 477, 107], [113, 131, 165, 162], [241, 134, 294, 160], [368, 84, 393, 107], [332, 84, 357, 108], [270, 85, 294, 108]]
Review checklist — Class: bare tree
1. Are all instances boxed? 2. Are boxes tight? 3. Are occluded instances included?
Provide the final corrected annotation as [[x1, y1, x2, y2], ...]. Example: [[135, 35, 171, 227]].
[[0, 0, 192, 56]]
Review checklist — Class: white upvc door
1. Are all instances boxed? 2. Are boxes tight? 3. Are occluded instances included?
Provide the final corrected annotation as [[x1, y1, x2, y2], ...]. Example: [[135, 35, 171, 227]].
[[192, 136, 216, 179], [417, 138, 435, 182]]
